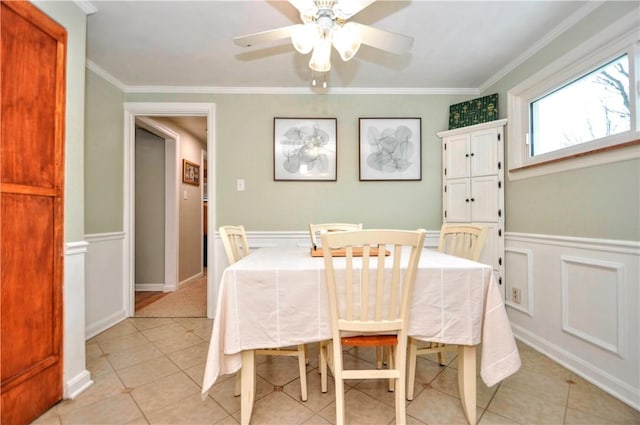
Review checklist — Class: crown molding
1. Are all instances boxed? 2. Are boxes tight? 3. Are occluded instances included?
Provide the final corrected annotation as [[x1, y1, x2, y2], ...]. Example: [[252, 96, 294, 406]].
[[73, 0, 97, 15], [479, 0, 605, 93]]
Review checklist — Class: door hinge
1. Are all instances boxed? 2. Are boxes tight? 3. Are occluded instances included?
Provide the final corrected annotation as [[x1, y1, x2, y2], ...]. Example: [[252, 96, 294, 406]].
[[444, 210, 447, 218], [444, 185, 447, 192], [497, 133, 501, 141], [498, 209, 502, 217], [498, 228, 502, 237], [499, 277, 502, 285], [499, 257, 502, 266], [498, 161, 501, 170], [498, 181, 502, 189], [444, 143, 447, 150]]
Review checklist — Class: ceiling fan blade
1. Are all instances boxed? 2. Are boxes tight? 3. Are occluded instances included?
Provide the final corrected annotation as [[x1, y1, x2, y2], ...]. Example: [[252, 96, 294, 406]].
[[333, 0, 376, 19], [352, 22, 414, 54], [288, 0, 317, 16], [233, 25, 298, 47]]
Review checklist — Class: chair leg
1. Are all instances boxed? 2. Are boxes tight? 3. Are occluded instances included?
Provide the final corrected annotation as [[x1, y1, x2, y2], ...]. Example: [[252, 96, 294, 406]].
[[376, 346, 383, 369], [297, 344, 308, 401], [234, 371, 241, 396], [406, 338, 417, 401], [320, 341, 328, 393], [331, 341, 345, 425], [437, 350, 445, 366], [395, 375, 406, 424], [388, 345, 395, 392]]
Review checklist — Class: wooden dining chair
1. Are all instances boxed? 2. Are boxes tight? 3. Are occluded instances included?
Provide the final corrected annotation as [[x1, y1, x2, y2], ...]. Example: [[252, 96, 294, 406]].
[[308, 223, 363, 250], [406, 223, 487, 401], [219, 225, 308, 401], [319, 229, 426, 425], [219, 225, 250, 264]]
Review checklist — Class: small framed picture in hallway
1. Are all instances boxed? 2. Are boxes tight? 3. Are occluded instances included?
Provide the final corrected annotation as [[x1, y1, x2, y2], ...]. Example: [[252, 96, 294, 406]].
[[183, 159, 200, 185]]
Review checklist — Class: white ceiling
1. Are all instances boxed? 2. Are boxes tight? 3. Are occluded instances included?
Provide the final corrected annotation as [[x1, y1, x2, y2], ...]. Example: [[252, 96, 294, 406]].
[[85, 0, 597, 93]]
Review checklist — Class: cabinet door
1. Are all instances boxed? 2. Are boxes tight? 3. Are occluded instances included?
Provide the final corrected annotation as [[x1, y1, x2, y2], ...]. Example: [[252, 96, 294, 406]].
[[444, 178, 470, 221], [443, 133, 469, 179], [470, 175, 498, 222], [470, 128, 499, 177]]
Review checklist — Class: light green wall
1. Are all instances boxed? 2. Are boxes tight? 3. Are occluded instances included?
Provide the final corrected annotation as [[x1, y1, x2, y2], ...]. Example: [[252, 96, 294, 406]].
[[483, 1, 640, 240], [84, 70, 125, 234], [33, 0, 86, 242], [85, 1, 639, 240], [134, 128, 165, 284], [108, 92, 469, 232]]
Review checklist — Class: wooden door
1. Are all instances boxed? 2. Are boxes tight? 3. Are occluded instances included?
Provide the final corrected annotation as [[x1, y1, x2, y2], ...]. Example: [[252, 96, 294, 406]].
[[1, 2, 67, 423]]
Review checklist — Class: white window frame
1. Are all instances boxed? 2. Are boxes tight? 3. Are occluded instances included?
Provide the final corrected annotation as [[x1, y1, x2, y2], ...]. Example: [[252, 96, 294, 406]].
[[507, 11, 639, 180]]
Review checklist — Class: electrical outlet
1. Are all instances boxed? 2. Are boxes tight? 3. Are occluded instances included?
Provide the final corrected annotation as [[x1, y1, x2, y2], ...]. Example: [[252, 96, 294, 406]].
[[512, 287, 521, 304]]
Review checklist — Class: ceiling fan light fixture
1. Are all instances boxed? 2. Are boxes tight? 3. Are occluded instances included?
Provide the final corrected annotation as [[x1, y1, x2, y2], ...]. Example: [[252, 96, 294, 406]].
[[309, 37, 332, 72], [291, 23, 320, 54], [332, 21, 361, 61]]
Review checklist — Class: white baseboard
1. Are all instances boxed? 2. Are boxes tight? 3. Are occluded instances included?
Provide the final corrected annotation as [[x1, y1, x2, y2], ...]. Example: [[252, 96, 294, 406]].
[[513, 323, 639, 411], [85, 309, 127, 340], [135, 283, 164, 292], [64, 370, 94, 400]]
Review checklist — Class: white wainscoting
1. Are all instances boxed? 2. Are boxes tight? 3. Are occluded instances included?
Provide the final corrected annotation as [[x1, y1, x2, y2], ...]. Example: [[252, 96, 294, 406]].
[[85, 232, 127, 339], [505, 233, 639, 410], [64, 241, 93, 399]]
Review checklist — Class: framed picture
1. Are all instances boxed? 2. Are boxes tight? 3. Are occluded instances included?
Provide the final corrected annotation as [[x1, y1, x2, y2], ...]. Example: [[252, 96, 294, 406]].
[[359, 117, 422, 181], [274, 117, 337, 181], [183, 159, 200, 185]]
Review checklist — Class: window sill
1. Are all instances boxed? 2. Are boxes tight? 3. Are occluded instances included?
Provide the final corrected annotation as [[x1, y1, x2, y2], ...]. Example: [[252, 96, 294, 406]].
[[509, 139, 640, 180]]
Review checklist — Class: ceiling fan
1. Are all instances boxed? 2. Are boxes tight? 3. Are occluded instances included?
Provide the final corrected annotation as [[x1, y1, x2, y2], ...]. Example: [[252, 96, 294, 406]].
[[233, 0, 414, 76]]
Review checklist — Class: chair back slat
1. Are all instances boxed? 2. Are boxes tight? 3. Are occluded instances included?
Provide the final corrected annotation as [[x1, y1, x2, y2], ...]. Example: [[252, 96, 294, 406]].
[[438, 224, 487, 261]]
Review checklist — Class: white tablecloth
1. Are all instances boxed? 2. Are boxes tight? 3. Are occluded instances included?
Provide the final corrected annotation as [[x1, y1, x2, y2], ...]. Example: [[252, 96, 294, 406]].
[[202, 246, 520, 395]]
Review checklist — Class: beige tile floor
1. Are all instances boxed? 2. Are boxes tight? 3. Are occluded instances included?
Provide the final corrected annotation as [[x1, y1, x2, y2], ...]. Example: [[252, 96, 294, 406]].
[[33, 317, 639, 425]]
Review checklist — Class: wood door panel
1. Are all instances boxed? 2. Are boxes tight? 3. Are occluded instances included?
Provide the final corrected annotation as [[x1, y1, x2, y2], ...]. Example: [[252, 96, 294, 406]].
[[1, 3, 59, 189], [1, 194, 57, 378], [1, 1, 66, 423]]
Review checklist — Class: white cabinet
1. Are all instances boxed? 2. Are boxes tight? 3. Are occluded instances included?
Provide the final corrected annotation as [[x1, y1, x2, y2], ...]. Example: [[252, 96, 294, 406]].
[[438, 119, 507, 295]]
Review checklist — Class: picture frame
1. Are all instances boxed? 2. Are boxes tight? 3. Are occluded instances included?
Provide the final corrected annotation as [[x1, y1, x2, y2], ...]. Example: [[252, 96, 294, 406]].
[[182, 159, 200, 186], [359, 117, 422, 181], [274, 117, 337, 181]]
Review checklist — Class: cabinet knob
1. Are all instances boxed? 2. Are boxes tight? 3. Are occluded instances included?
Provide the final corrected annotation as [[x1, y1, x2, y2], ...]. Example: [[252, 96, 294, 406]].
[[470, 198, 475, 202], [465, 198, 470, 202]]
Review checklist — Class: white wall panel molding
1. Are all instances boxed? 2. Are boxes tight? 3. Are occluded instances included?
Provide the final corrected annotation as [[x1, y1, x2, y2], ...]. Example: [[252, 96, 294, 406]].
[[505, 247, 534, 315], [64, 241, 93, 399], [507, 232, 640, 255], [505, 232, 639, 411], [85, 232, 127, 339], [561, 256, 626, 356]]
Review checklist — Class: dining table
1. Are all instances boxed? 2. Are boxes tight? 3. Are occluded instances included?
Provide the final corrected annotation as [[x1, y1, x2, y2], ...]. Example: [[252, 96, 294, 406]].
[[201, 245, 521, 425]]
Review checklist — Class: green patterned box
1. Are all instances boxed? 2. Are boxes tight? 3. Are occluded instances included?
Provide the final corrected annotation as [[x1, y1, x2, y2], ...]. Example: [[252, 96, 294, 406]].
[[449, 94, 498, 129]]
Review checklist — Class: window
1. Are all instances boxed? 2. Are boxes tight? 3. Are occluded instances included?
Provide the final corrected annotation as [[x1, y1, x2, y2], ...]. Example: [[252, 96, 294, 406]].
[[530, 54, 630, 157], [508, 13, 639, 178]]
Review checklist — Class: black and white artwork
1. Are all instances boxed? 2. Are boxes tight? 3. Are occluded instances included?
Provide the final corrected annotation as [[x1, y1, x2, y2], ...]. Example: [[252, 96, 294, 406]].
[[359, 118, 422, 181], [274, 118, 337, 181]]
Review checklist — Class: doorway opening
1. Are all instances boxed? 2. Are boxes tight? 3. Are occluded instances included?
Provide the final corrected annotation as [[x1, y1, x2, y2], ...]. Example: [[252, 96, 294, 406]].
[[123, 103, 216, 319]]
